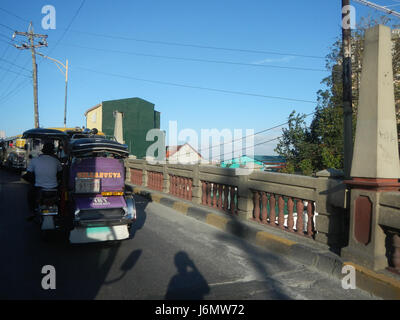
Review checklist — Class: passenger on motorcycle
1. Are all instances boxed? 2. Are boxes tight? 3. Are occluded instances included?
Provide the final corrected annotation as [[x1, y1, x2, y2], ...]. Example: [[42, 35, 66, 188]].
[[26, 142, 62, 221]]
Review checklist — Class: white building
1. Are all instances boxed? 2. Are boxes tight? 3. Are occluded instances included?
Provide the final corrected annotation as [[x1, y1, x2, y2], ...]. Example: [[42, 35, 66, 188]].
[[0, 131, 5, 139], [166, 143, 203, 165]]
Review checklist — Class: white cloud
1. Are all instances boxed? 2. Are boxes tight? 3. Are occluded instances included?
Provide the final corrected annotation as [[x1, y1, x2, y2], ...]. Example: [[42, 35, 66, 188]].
[[252, 56, 295, 65]]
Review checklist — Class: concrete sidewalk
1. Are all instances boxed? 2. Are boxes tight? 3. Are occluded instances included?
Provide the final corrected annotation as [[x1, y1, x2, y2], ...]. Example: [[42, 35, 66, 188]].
[[126, 183, 400, 300]]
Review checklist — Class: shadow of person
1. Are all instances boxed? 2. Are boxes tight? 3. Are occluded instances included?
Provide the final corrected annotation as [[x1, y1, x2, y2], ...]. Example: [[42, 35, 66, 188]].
[[165, 251, 210, 300]]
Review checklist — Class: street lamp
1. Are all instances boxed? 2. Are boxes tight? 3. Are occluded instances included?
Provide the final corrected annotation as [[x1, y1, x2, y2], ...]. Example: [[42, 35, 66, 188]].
[[36, 52, 69, 128]]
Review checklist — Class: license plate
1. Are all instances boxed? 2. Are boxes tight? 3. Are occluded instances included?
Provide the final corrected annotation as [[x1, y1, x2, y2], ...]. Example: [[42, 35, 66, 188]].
[[86, 227, 110, 235], [75, 178, 100, 193]]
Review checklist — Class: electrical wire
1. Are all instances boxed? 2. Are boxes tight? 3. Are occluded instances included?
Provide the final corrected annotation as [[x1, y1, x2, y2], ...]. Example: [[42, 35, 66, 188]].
[[0, 7, 29, 23], [67, 29, 326, 60], [75, 65, 318, 104], [197, 112, 315, 154], [62, 43, 327, 72], [0, 57, 30, 71], [47, 0, 86, 56]]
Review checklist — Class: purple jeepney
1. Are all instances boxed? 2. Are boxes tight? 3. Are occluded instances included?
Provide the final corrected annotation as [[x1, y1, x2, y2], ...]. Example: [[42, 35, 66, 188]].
[[67, 136, 136, 243]]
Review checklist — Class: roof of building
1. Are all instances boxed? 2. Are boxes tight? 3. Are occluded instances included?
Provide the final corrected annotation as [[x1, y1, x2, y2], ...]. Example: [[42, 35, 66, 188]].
[[84, 103, 102, 116], [166, 143, 203, 159]]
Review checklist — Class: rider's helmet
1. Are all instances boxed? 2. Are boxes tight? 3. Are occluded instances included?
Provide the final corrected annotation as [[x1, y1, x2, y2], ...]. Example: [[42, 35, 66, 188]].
[[42, 142, 55, 155]]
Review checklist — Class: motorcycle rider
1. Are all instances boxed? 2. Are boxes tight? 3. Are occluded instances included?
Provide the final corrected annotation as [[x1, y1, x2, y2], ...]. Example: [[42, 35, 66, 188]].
[[26, 142, 62, 221]]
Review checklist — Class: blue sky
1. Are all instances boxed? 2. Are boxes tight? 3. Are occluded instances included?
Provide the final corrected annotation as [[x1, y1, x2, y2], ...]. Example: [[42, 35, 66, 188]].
[[0, 0, 399, 156]]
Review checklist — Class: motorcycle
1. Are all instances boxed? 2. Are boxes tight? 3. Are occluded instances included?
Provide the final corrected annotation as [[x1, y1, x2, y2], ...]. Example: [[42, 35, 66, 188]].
[[22, 128, 70, 240]]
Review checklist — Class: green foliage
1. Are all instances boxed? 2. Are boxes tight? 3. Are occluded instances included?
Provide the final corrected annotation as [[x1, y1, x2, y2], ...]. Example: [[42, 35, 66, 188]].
[[299, 159, 313, 176]]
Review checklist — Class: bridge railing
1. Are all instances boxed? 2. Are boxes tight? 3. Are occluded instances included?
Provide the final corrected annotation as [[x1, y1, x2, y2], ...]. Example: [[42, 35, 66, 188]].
[[125, 159, 347, 249], [378, 192, 400, 274]]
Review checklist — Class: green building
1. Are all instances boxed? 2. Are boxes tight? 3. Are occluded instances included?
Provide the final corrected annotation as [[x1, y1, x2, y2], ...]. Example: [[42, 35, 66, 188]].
[[85, 97, 160, 158]]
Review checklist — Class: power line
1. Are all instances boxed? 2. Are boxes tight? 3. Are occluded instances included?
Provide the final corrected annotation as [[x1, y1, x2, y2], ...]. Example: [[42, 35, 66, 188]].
[[63, 43, 327, 72], [0, 38, 13, 46], [0, 56, 30, 71], [197, 112, 315, 154], [0, 6, 29, 22], [0, 22, 15, 32], [0, 50, 22, 84], [0, 78, 31, 105], [214, 136, 282, 160], [75, 66, 318, 104], [67, 29, 326, 60], [0, 64, 30, 77], [48, 0, 86, 55]]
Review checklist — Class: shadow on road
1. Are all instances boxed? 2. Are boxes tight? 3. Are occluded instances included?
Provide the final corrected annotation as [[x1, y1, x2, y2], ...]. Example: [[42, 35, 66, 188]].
[[104, 249, 142, 284], [0, 170, 148, 299], [215, 213, 293, 300], [165, 251, 210, 300], [0, 167, 24, 184]]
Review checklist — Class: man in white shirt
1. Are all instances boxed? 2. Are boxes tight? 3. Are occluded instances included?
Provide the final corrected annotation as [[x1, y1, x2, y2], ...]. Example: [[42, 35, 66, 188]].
[[26, 142, 62, 220]]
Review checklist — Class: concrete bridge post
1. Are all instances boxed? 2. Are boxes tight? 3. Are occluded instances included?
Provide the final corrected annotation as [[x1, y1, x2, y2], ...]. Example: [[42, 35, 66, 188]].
[[342, 25, 400, 271], [237, 174, 253, 220], [191, 164, 202, 205]]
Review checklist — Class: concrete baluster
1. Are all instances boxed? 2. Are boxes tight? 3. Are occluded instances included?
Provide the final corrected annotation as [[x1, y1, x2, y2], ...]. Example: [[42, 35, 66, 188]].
[[261, 192, 268, 223], [392, 234, 400, 272], [218, 184, 223, 209], [253, 191, 260, 222], [230, 187, 236, 214], [269, 194, 276, 226], [201, 181, 207, 205], [223, 186, 229, 211], [278, 195, 285, 230], [296, 199, 304, 235], [212, 184, 217, 208], [207, 183, 212, 206], [287, 197, 294, 232], [306, 201, 314, 238]]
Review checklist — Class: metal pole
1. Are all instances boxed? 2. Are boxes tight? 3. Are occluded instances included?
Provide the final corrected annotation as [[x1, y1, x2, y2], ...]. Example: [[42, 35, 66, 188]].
[[342, 0, 353, 179], [29, 22, 39, 128], [64, 59, 68, 128]]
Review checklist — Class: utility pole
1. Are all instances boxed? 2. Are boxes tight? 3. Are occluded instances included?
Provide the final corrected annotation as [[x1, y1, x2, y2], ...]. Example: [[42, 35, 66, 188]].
[[12, 22, 48, 128], [342, 0, 353, 179], [64, 59, 68, 128]]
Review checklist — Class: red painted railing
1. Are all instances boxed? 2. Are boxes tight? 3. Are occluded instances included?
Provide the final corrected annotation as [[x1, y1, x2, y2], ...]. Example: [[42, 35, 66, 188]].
[[130, 168, 143, 186], [169, 175, 193, 200], [263, 162, 287, 171], [201, 181, 238, 214], [147, 171, 163, 191], [252, 190, 315, 238]]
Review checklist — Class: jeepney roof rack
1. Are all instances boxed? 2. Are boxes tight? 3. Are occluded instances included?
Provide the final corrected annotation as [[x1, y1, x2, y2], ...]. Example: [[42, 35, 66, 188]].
[[69, 137, 129, 158], [22, 128, 69, 140]]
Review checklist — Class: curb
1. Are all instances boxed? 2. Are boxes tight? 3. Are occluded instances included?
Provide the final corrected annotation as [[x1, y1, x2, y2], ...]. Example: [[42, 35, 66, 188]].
[[127, 183, 400, 299]]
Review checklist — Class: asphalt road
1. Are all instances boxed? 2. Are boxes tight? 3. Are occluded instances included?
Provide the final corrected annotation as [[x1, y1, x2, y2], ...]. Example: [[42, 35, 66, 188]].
[[0, 169, 377, 300]]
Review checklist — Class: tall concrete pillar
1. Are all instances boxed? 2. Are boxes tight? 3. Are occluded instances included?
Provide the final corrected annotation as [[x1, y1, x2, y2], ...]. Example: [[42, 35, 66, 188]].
[[343, 25, 400, 271], [113, 111, 124, 144]]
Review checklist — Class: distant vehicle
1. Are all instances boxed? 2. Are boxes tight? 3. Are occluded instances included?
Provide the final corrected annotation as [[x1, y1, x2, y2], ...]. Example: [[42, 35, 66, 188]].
[[47, 127, 106, 139], [0, 135, 27, 171]]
